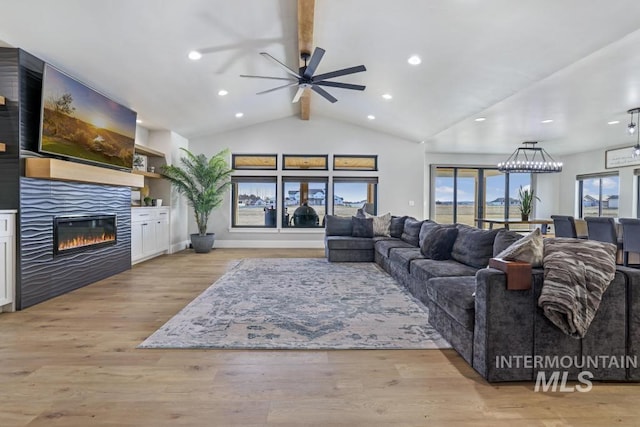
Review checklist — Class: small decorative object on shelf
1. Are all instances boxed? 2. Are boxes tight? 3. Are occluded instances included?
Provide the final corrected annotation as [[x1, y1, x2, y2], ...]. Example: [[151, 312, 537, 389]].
[[133, 154, 147, 171], [148, 166, 155, 173]]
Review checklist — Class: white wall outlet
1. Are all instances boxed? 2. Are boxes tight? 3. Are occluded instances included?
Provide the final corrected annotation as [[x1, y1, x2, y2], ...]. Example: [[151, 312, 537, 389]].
[[408, 200, 415, 206]]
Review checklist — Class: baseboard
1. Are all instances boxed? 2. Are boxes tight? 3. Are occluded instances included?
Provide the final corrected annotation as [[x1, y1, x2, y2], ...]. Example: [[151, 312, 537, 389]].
[[214, 240, 324, 249], [170, 240, 190, 254]]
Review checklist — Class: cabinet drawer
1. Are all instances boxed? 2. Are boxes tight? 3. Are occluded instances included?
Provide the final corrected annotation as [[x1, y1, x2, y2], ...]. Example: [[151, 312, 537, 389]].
[[132, 207, 169, 222], [0, 214, 15, 237]]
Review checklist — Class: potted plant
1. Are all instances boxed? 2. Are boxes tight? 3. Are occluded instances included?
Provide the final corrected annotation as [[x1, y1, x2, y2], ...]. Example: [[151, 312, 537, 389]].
[[518, 185, 540, 221], [161, 148, 232, 253]]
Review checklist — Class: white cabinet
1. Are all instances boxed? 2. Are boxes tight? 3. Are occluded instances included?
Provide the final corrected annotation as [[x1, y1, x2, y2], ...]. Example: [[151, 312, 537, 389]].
[[0, 211, 16, 313], [131, 207, 170, 264]]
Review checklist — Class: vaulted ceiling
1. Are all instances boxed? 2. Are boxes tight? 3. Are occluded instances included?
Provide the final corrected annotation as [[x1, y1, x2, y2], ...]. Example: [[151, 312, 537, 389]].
[[2, 0, 640, 156]]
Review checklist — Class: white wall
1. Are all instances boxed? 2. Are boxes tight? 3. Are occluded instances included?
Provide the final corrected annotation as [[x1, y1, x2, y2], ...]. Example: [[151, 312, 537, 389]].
[[188, 116, 424, 248]]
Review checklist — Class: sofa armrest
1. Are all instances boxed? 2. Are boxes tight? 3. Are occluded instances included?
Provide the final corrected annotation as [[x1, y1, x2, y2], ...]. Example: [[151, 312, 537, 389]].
[[472, 267, 535, 381], [488, 258, 532, 290]]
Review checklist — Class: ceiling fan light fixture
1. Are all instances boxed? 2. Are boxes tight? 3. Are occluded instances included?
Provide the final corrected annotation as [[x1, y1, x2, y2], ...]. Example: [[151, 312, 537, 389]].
[[497, 141, 563, 174]]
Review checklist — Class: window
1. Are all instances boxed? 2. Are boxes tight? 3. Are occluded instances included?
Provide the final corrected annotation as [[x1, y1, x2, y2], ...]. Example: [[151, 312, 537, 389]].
[[231, 177, 277, 227], [333, 177, 378, 217], [577, 173, 619, 218], [432, 166, 532, 228], [282, 177, 328, 227]]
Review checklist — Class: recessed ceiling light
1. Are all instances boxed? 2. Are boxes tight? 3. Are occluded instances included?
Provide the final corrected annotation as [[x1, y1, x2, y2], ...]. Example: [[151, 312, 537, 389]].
[[407, 55, 421, 65], [235, 112, 244, 118], [367, 115, 376, 120], [136, 119, 142, 124], [188, 50, 202, 61], [218, 89, 228, 96], [382, 93, 393, 100], [608, 120, 620, 125], [474, 117, 486, 122], [541, 119, 554, 124]]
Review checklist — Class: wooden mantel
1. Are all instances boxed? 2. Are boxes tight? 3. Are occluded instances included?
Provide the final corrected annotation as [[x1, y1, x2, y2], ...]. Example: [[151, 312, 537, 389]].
[[25, 158, 144, 188]]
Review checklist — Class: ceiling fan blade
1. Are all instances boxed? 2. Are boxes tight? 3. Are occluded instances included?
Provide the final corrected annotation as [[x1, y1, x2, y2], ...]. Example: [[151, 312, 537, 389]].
[[314, 81, 366, 91], [259, 52, 301, 79], [240, 74, 298, 81], [256, 82, 299, 95], [302, 47, 325, 79], [312, 65, 367, 82], [311, 85, 338, 103], [292, 87, 305, 103]]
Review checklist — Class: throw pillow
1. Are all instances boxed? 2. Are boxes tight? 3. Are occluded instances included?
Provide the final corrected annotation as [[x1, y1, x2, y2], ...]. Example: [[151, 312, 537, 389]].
[[420, 225, 459, 260], [390, 216, 408, 238], [493, 228, 524, 257], [364, 212, 391, 236], [419, 220, 439, 245], [401, 217, 424, 246], [351, 216, 374, 238], [451, 224, 500, 268], [324, 215, 353, 236], [495, 228, 544, 267]]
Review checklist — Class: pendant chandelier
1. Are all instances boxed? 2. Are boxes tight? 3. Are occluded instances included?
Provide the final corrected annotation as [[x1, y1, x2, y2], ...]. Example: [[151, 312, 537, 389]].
[[628, 107, 640, 158], [497, 141, 563, 173]]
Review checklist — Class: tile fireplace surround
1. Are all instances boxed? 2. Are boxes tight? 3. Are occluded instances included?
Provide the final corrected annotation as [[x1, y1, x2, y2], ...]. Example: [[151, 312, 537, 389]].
[[18, 178, 131, 309]]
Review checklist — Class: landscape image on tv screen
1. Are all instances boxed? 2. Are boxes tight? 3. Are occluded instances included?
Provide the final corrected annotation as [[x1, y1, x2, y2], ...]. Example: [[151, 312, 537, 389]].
[[39, 64, 137, 170]]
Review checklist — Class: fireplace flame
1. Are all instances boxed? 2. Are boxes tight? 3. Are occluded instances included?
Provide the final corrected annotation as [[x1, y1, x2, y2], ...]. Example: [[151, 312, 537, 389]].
[[59, 233, 116, 251]]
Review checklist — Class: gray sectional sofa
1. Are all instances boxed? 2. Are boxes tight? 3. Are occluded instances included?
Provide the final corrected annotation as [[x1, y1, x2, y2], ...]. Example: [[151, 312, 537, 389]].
[[324, 214, 640, 382]]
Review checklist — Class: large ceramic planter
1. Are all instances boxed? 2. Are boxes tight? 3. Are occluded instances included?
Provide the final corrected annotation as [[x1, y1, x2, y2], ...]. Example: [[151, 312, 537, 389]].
[[191, 233, 215, 253]]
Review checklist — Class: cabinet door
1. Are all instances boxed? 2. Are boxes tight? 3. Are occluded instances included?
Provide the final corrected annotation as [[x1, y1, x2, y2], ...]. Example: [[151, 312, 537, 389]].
[[0, 236, 13, 306], [131, 221, 145, 261], [155, 218, 169, 252]]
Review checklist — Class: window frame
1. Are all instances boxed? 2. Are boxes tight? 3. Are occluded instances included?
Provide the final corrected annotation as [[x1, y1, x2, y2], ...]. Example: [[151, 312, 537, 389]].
[[231, 176, 278, 228]]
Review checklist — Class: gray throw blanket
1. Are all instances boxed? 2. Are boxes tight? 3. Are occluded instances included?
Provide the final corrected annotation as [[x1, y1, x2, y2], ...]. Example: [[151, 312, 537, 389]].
[[538, 238, 617, 338]]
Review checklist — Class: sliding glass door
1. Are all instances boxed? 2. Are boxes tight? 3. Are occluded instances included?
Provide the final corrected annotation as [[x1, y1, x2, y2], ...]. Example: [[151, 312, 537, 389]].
[[433, 166, 532, 228]]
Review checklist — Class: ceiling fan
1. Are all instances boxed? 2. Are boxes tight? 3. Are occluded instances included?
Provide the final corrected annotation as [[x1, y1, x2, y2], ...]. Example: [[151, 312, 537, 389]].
[[240, 47, 366, 103]]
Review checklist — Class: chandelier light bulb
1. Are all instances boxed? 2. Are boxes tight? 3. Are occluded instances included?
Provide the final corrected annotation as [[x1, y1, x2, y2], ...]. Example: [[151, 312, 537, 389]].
[[629, 123, 636, 135]]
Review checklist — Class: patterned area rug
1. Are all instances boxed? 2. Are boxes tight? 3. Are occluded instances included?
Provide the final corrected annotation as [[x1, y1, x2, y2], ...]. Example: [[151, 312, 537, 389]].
[[139, 258, 450, 350]]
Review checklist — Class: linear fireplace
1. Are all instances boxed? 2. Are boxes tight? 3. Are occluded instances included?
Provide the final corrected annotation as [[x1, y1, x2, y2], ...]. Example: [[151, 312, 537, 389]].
[[53, 214, 117, 256]]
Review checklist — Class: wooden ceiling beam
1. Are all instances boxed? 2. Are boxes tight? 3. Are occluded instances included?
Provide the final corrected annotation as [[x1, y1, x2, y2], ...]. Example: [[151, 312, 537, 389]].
[[298, 0, 315, 120]]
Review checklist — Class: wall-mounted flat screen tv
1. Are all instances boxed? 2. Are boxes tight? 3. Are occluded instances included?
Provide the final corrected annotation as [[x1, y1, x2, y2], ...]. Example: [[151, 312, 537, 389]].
[[39, 64, 137, 170]]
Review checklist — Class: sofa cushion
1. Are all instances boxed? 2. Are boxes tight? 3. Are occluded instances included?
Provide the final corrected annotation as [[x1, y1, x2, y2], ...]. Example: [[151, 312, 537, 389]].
[[388, 247, 424, 272], [325, 236, 374, 250], [495, 228, 544, 267], [401, 217, 423, 246], [493, 228, 524, 256], [411, 259, 480, 282], [451, 224, 500, 268], [390, 216, 408, 238], [426, 276, 477, 330], [351, 216, 374, 238], [325, 215, 353, 236], [364, 212, 391, 237], [374, 238, 416, 257], [420, 225, 458, 260]]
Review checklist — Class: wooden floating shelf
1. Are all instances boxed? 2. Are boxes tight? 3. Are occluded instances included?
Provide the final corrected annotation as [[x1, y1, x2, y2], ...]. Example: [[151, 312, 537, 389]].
[[133, 170, 163, 179], [25, 158, 144, 188], [0, 95, 5, 105], [0, 143, 5, 152], [134, 144, 165, 158]]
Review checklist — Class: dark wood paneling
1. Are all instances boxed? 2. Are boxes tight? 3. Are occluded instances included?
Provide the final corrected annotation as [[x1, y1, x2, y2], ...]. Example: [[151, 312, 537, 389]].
[[0, 48, 20, 210], [19, 178, 131, 309]]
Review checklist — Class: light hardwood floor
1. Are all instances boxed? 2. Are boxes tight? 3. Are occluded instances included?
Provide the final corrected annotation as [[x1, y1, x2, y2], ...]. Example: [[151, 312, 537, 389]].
[[1, 249, 639, 426]]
